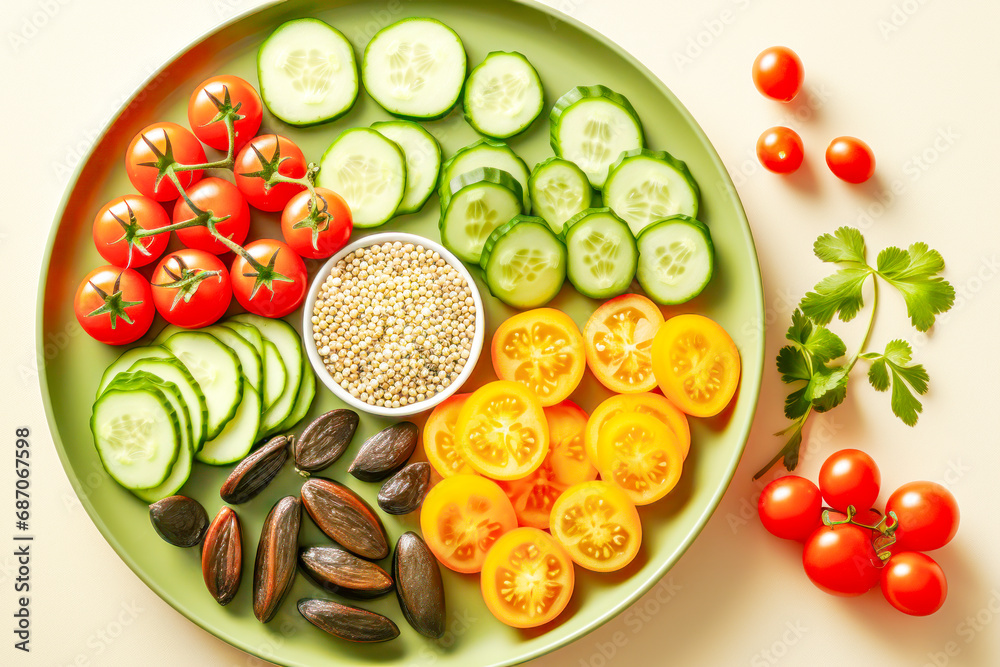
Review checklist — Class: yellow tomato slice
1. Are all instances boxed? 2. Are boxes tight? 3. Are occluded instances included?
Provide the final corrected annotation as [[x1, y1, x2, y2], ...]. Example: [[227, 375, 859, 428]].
[[549, 480, 642, 572], [596, 412, 683, 505], [481, 527, 575, 628], [651, 314, 741, 418], [583, 294, 664, 393], [455, 380, 549, 480], [491, 308, 585, 407], [585, 392, 690, 466], [423, 393, 476, 477]]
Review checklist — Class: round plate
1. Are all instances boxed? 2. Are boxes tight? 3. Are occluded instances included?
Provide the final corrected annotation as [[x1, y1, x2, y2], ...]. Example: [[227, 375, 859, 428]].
[[37, 1, 764, 665]]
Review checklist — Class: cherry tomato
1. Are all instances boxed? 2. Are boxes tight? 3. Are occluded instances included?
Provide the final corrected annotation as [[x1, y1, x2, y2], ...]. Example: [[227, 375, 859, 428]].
[[752, 46, 804, 102], [151, 249, 232, 329], [423, 393, 476, 478], [92, 195, 170, 268], [419, 474, 517, 573], [234, 134, 307, 211], [756, 126, 804, 174], [802, 523, 880, 597], [280, 188, 353, 259], [550, 480, 641, 573], [125, 122, 206, 201], [585, 392, 690, 467], [651, 314, 741, 418], [230, 239, 308, 318], [74, 266, 154, 345], [758, 476, 822, 541], [885, 481, 959, 552], [583, 294, 663, 393], [172, 177, 251, 255], [818, 449, 881, 513], [881, 551, 947, 616], [596, 412, 683, 505], [188, 75, 263, 151], [491, 308, 585, 407], [481, 527, 575, 628], [826, 136, 875, 184]]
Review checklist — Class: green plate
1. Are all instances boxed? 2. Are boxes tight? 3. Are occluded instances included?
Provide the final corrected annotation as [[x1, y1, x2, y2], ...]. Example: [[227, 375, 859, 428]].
[[37, 1, 764, 665]]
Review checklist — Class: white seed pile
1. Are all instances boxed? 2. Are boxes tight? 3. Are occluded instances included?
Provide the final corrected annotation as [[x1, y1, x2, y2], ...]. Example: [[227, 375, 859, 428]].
[[312, 241, 476, 408]]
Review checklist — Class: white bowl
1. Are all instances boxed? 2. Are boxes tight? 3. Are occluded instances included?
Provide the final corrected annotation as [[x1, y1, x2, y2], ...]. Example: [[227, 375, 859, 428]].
[[302, 232, 485, 418]]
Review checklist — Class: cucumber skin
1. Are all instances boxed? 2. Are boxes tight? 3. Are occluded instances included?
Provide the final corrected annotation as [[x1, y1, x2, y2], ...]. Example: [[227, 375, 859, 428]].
[[636, 214, 715, 305], [162, 331, 244, 441], [463, 51, 545, 140], [439, 167, 524, 215], [480, 215, 568, 309], [530, 157, 593, 232], [549, 85, 646, 161], [438, 138, 531, 208], [371, 120, 442, 215], [318, 127, 408, 228], [561, 207, 638, 299], [606, 148, 702, 220], [227, 314, 303, 433]]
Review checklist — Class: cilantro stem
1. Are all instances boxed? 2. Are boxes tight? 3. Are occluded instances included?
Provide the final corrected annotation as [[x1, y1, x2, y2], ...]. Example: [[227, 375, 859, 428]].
[[847, 278, 879, 371]]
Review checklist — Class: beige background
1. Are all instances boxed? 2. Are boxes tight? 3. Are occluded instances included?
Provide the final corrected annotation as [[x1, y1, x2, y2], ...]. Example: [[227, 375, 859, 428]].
[[3, 0, 999, 665]]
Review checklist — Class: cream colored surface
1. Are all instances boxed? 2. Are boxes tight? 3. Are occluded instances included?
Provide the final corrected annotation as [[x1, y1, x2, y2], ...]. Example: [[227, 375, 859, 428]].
[[2, 0, 998, 665]]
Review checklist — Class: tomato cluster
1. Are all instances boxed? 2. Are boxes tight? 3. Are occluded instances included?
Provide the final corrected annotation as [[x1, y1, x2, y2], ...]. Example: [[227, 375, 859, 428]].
[[758, 449, 959, 616]]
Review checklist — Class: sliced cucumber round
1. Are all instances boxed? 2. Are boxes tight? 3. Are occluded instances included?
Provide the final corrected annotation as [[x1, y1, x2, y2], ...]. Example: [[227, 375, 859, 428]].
[[125, 357, 207, 451], [362, 17, 467, 120], [529, 157, 592, 235], [604, 148, 700, 237], [440, 168, 524, 264], [96, 345, 173, 396], [481, 215, 567, 309], [372, 120, 442, 215], [562, 208, 638, 299], [275, 358, 315, 435], [151, 324, 184, 346], [161, 331, 243, 441], [464, 51, 544, 139], [318, 127, 407, 228], [227, 314, 303, 435], [440, 138, 530, 209], [205, 324, 262, 395], [635, 215, 715, 305], [260, 339, 288, 413], [132, 428, 192, 503], [198, 385, 261, 466]]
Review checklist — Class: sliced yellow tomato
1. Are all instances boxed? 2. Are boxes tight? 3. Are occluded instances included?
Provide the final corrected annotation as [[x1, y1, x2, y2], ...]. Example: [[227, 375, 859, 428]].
[[455, 380, 549, 480], [651, 314, 741, 418], [420, 475, 517, 573], [583, 294, 664, 393], [481, 527, 575, 628], [549, 480, 641, 572], [423, 393, 476, 477], [492, 308, 585, 407], [596, 412, 683, 505], [585, 392, 690, 467]]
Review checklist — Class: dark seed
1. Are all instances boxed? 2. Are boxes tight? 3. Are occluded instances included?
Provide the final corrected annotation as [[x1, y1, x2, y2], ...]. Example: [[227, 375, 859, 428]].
[[299, 546, 393, 599], [348, 422, 418, 482], [253, 496, 301, 623], [378, 462, 431, 515], [297, 598, 399, 643], [300, 478, 389, 560], [202, 506, 242, 606], [393, 532, 445, 639], [220, 435, 289, 504], [294, 409, 360, 474], [149, 495, 208, 548]]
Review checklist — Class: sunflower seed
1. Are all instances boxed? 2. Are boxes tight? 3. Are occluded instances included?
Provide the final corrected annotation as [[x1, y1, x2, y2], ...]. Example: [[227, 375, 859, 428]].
[[299, 546, 393, 599], [300, 478, 388, 560], [253, 496, 301, 623], [149, 495, 209, 548], [393, 531, 446, 639], [298, 598, 399, 643], [348, 422, 418, 482], [220, 435, 289, 504], [377, 462, 431, 515], [201, 506, 242, 606], [294, 409, 360, 474]]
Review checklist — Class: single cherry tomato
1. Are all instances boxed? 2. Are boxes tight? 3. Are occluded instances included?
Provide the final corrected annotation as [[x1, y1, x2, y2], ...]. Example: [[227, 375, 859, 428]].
[[881, 551, 948, 616], [151, 249, 232, 329], [802, 523, 880, 597], [758, 476, 822, 541], [885, 481, 959, 552], [419, 474, 517, 573], [596, 412, 683, 505], [583, 294, 664, 393], [423, 393, 476, 478], [491, 308, 585, 407], [230, 239, 307, 318], [74, 266, 154, 345], [585, 392, 690, 467], [280, 188, 353, 259], [549, 480, 642, 573], [756, 126, 804, 174], [92, 195, 170, 268], [481, 527, 575, 628], [234, 134, 308, 211], [752, 46, 804, 102], [826, 136, 876, 184], [818, 449, 881, 513], [172, 177, 251, 255], [125, 122, 206, 201], [651, 314, 741, 418], [188, 75, 263, 151]]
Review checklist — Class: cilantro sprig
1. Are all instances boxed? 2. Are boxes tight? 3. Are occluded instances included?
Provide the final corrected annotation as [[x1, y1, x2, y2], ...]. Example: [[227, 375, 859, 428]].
[[754, 227, 954, 479]]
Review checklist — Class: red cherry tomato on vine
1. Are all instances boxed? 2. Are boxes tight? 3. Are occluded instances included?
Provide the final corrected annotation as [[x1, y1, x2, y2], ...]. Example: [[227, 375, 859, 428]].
[[280, 188, 353, 259], [234, 135, 307, 212], [758, 475, 822, 541], [125, 122, 206, 202], [230, 239, 307, 318], [818, 449, 881, 513], [802, 522, 880, 597], [151, 249, 232, 329], [885, 481, 959, 552], [74, 266, 154, 345], [172, 177, 251, 255], [188, 75, 263, 152], [881, 551, 947, 616], [826, 137, 875, 184], [92, 195, 170, 268], [757, 126, 804, 174], [752, 46, 804, 102]]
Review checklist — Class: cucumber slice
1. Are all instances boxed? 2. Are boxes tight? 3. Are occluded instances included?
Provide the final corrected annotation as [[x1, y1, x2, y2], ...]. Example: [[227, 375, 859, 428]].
[[96, 345, 173, 396], [362, 18, 467, 120], [132, 429, 191, 503], [550, 85, 645, 189], [440, 138, 530, 209], [481, 215, 567, 309], [125, 357, 208, 451], [261, 339, 288, 413], [635, 215, 715, 305], [227, 315, 303, 434], [197, 385, 261, 465], [257, 18, 358, 126], [464, 51, 544, 139], [275, 358, 315, 435], [371, 120, 442, 215], [562, 208, 638, 299], [151, 323, 184, 345], [318, 127, 406, 228], [529, 157, 592, 235], [439, 168, 523, 264], [205, 325, 262, 395], [604, 148, 700, 237], [162, 331, 242, 441], [219, 321, 263, 360]]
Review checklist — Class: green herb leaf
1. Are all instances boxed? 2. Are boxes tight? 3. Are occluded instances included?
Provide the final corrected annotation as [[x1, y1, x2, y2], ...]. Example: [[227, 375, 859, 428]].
[[784, 310, 847, 363], [864, 339, 929, 426], [800, 268, 872, 324], [805, 366, 849, 412], [876, 242, 956, 331], [783, 386, 811, 420], [814, 226, 867, 265]]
